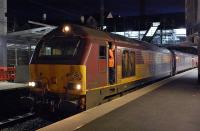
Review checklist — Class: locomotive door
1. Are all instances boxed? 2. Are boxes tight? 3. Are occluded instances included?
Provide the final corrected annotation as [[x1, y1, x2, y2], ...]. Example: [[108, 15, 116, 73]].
[[98, 43, 108, 86], [107, 42, 116, 85]]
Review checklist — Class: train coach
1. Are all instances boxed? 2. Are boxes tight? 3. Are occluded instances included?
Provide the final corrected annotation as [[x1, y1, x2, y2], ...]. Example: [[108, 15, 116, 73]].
[[28, 24, 197, 111], [171, 50, 197, 75]]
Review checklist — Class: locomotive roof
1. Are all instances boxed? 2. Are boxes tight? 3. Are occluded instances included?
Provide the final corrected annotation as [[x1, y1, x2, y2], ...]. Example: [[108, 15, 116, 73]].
[[108, 33, 169, 53], [56, 24, 170, 54]]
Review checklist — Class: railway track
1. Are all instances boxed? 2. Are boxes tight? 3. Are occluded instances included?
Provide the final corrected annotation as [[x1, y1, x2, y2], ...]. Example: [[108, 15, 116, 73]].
[[0, 112, 35, 128]]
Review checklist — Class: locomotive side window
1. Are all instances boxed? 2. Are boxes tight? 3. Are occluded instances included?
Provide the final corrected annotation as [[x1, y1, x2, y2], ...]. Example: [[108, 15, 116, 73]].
[[122, 50, 135, 78], [99, 45, 107, 59]]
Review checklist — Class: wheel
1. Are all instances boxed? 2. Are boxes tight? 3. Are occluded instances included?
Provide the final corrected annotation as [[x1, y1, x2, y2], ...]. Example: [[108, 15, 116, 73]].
[[77, 96, 86, 112]]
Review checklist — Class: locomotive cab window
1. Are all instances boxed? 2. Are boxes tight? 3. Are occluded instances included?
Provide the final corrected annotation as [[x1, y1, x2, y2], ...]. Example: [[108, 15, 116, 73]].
[[32, 36, 85, 64], [122, 50, 135, 78], [99, 45, 107, 59], [39, 37, 81, 57], [43, 47, 52, 55]]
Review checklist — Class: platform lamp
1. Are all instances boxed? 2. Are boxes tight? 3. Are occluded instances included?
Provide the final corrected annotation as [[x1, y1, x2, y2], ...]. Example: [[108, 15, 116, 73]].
[[43, 13, 47, 21], [80, 16, 85, 24]]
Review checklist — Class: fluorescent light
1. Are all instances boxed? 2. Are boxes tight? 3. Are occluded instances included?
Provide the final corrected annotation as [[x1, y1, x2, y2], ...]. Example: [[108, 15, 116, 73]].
[[174, 28, 186, 35], [153, 22, 160, 27], [146, 27, 158, 37]]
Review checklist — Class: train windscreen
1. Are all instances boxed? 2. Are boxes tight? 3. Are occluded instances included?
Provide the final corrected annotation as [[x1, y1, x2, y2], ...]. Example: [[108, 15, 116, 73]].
[[31, 36, 85, 64]]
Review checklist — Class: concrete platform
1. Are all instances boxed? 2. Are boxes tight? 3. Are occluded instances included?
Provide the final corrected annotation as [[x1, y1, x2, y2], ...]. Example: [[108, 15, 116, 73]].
[[39, 69, 200, 131], [0, 82, 27, 91]]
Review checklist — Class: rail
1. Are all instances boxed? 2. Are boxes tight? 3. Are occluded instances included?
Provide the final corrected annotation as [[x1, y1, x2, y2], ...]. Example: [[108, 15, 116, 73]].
[[0, 112, 35, 128]]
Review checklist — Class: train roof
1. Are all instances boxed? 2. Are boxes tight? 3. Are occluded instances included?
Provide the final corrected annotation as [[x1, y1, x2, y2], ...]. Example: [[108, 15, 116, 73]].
[[54, 24, 170, 54], [108, 33, 169, 53], [172, 50, 197, 56]]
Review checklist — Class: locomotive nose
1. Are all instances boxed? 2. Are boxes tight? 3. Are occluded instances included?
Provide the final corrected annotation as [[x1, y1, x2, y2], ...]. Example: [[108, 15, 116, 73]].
[[29, 64, 86, 95]]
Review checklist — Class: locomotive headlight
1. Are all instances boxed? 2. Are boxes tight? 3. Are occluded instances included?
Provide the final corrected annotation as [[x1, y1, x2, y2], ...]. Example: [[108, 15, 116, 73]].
[[67, 83, 82, 91], [76, 84, 81, 90], [63, 25, 70, 33], [28, 82, 36, 87]]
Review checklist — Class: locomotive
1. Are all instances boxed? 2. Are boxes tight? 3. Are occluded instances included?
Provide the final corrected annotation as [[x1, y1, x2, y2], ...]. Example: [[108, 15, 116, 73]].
[[28, 24, 197, 111]]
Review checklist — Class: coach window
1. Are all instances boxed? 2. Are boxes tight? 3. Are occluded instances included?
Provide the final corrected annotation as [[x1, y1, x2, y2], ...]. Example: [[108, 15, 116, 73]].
[[122, 50, 135, 78], [129, 51, 135, 76], [122, 50, 129, 78], [99, 45, 107, 59]]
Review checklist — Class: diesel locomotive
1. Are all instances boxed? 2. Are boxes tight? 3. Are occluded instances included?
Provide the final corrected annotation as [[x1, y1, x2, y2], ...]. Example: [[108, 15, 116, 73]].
[[28, 24, 197, 111]]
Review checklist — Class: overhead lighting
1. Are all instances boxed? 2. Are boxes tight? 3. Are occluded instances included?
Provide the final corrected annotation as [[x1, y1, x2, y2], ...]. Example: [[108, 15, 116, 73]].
[[146, 27, 158, 37], [174, 28, 186, 35], [103, 26, 107, 30], [153, 22, 160, 27]]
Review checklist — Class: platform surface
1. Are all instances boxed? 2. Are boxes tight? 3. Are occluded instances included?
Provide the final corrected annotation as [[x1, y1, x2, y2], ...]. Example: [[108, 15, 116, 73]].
[[77, 69, 200, 131], [39, 69, 200, 131], [0, 82, 27, 91]]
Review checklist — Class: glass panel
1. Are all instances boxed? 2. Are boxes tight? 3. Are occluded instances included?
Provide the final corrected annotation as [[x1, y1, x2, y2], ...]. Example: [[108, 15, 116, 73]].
[[122, 50, 135, 78], [129, 51, 135, 76], [99, 46, 107, 59], [38, 37, 82, 59]]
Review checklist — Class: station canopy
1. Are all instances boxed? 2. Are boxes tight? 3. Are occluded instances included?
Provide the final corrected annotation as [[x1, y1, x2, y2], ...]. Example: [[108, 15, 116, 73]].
[[7, 26, 56, 49]]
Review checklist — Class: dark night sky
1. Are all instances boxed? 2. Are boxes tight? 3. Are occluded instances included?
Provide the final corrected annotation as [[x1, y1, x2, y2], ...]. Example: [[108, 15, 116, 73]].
[[7, 0, 185, 30]]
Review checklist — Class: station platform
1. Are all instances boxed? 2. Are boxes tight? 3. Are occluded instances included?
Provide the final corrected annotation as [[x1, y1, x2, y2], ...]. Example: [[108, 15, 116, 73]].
[[39, 69, 200, 131], [0, 82, 27, 91]]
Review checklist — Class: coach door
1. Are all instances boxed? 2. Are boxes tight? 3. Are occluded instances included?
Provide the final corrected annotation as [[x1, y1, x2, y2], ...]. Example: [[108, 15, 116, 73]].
[[171, 51, 176, 75]]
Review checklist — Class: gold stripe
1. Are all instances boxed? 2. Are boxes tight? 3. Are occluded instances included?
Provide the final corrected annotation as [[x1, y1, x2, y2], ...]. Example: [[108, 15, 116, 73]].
[[87, 64, 171, 92]]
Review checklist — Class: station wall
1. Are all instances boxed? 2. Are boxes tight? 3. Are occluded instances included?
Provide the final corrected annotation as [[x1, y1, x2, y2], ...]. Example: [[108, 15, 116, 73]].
[[185, 0, 200, 35], [186, 0, 200, 82], [198, 0, 200, 23]]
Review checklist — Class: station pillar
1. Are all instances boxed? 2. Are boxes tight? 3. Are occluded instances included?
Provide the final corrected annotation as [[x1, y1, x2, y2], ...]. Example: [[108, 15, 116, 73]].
[[0, 0, 7, 66], [0, 0, 7, 35], [198, 33, 200, 82], [0, 37, 7, 66]]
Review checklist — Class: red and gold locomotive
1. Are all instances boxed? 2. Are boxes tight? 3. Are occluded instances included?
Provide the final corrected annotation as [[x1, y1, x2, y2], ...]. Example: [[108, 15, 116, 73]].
[[28, 24, 197, 111]]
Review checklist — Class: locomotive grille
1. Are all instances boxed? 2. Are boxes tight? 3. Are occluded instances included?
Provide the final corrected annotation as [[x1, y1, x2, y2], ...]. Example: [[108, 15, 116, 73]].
[[71, 72, 82, 81]]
